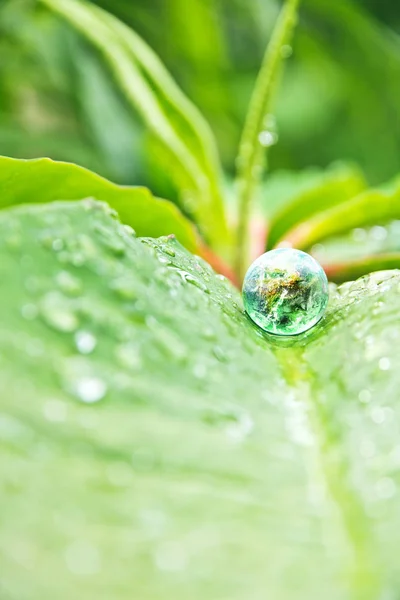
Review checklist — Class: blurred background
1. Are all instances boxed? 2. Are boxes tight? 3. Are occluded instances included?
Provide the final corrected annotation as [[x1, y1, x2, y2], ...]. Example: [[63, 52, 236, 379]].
[[1, 0, 400, 210]]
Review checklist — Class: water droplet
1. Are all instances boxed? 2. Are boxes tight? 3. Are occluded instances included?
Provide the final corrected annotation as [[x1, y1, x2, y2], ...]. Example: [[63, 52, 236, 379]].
[[56, 271, 82, 296], [52, 239, 64, 252], [258, 130, 279, 147], [93, 223, 125, 256], [280, 44, 293, 58], [115, 343, 141, 370], [174, 269, 209, 293], [379, 357, 391, 371], [370, 225, 388, 241], [110, 277, 137, 300], [376, 477, 396, 500], [370, 406, 386, 424], [202, 326, 216, 340], [65, 540, 101, 575], [122, 224, 136, 237], [225, 413, 254, 444], [74, 331, 97, 355], [358, 389, 371, 403], [192, 362, 208, 380], [158, 255, 171, 265], [213, 345, 228, 362], [40, 292, 79, 332], [161, 246, 176, 258], [74, 377, 107, 403]]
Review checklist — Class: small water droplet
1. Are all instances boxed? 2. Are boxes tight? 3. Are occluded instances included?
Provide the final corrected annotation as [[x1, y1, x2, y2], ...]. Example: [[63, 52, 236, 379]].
[[75, 331, 97, 355], [379, 357, 391, 371], [375, 477, 396, 500], [74, 377, 107, 403], [93, 223, 125, 256], [55, 271, 82, 296], [370, 406, 386, 424], [213, 345, 228, 362], [192, 362, 208, 380], [225, 413, 254, 444], [122, 224, 136, 237], [115, 343, 141, 369], [40, 291, 78, 333], [280, 44, 293, 58], [358, 389, 371, 403], [258, 130, 279, 147], [52, 239, 64, 252], [202, 326, 216, 340], [110, 277, 137, 300], [162, 246, 176, 258], [174, 269, 209, 293], [370, 225, 388, 241]]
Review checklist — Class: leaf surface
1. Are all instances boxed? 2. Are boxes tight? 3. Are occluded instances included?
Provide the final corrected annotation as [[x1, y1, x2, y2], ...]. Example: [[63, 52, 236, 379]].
[[0, 155, 199, 252], [1, 200, 400, 599]]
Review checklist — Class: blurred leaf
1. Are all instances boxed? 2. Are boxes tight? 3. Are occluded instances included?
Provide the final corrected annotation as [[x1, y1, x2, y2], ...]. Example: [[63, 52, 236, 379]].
[[234, 0, 300, 278], [40, 0, 230, 255], [325, 254, 400, 283], [0, 156, 199, 251], [283, 177, 400, 250], [2, 200, 400, 597], [266, 164, 367, 249]]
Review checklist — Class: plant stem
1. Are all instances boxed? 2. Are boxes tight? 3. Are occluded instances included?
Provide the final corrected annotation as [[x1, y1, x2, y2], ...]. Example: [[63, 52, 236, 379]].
[[234, 0, 301, 280]]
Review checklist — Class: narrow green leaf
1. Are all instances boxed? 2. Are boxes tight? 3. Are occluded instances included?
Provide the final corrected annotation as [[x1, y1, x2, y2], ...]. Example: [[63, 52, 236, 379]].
[[266, 164, 367, 249], [234, 0, 301, 279], [0, 156, 199, 252], [39, 0, 230, 255], [2, 199, 400, 598], [283, 178, 400, 250]]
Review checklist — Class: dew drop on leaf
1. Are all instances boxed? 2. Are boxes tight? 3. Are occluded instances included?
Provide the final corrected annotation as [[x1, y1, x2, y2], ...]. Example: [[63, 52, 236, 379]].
[[40, 291, 79, 332], [74, 331, 97, 355], [73, 377, 107, 403], [55, 271, 82, 296]]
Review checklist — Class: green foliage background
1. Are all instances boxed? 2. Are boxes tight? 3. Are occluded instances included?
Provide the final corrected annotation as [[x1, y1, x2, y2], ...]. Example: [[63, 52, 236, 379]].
[[2, 0, 400, 191]]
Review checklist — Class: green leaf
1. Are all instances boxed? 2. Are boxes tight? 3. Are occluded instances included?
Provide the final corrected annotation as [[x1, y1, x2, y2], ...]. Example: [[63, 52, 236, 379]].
[[39, 0, 230, 255], [324, 254, 400, 283], [2, 198, 400, 598], [234, 0, 301, 278], [266, 164, 367, 249], [0, 155, 199, 252], [283, 177, 400, 250]]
